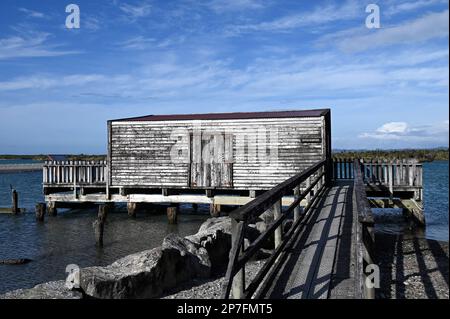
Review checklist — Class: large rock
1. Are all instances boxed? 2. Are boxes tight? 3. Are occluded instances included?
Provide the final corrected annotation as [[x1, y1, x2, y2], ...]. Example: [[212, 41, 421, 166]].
[[186, 217, 232, 275], [0, 281, 82, 299], [255, 209, 274, 234], [77, 234, 210, 299]]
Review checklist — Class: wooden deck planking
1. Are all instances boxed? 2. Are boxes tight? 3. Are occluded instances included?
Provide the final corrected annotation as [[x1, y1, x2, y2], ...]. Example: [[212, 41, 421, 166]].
[[265, 181, 355, 299]]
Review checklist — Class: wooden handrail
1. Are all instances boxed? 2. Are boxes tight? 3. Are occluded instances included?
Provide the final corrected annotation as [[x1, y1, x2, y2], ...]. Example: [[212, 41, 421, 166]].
[[222, 160, 327, 299], [353, 159, 376, 299], [353, 160, 374, 224], [229, 159, 327, 221]]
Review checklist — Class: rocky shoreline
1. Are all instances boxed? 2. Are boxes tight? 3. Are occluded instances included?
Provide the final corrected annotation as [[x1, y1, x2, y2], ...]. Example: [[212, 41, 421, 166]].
[[375, 232, 449, 299]]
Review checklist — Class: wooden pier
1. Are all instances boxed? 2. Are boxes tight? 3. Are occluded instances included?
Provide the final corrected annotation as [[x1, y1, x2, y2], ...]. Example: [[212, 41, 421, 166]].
[[38, 109, 426, 299]]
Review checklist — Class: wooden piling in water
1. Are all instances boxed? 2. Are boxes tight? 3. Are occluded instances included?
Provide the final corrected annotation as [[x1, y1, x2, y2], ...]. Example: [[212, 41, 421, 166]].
[[127, 202, 137, 217], [210, 204, 221, 217], [11, 190, 18, 214], [47, 202, 57, 216], [167, 205, 178, 224], [35, 203, 46, 222], [93, 204, 109, 247]]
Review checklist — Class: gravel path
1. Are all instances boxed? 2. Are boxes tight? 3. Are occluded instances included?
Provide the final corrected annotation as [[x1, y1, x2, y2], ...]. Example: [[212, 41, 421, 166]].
[[161, 260, 265, 299], [375, 233, 449, 299]]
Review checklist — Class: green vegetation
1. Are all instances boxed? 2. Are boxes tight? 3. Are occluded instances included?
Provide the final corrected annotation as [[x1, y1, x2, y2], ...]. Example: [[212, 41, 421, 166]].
[[1, 148, 448, 163], [0, 154, 106, 161], [332, 148, 449, 162]]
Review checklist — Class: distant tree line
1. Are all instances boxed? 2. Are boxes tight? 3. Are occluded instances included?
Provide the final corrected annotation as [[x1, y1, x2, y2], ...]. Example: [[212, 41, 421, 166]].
[[0, 154, 106, 161], [332, 148, 449, 162], [1, 148, 448, 163]]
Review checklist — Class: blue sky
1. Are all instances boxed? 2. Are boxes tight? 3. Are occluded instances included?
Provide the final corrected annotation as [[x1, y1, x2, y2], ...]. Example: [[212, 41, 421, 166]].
[[0, 0, 448, 154]]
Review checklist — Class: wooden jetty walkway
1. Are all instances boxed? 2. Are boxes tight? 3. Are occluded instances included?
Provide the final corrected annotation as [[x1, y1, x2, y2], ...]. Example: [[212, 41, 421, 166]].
[[220, 159, 421, 299], [265, 181, 355, 299]]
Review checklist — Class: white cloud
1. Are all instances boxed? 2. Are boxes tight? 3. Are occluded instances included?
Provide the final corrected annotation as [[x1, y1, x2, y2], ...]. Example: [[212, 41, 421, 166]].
[[0, 74, 109, 91], [207, 0, 267, 12], [118, 36, 156, 49], [0, 32, 79, 59], [83, 16, 101, 31], [359, 121, 449, 143], [386, 0, 448, 15], [225, 0, 362, 35], [332, 10, 449, 53], [119, 2, 152, 19], [18, 8, 45, 18], [376, 122, 409, 134]]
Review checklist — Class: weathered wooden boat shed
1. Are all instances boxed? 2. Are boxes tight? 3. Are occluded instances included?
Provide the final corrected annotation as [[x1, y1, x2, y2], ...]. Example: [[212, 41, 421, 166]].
[[43, 109, 332, 216]]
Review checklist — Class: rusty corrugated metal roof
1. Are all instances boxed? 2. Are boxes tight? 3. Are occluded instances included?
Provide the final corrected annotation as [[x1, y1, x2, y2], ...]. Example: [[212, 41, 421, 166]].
[[111, 108, 330, 122]]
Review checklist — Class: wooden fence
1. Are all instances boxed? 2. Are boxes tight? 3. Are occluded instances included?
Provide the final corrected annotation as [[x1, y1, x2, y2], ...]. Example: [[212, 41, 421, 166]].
[[43, 160, 107, 185], [333, 158, 423, 187]]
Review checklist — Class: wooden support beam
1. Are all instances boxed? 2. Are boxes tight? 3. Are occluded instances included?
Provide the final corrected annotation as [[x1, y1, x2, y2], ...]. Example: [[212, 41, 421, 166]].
[[35, 203, 46, 222], [205, 189, 214, 198], [167, 205, 178, 224], [395, 199, 425, 226]]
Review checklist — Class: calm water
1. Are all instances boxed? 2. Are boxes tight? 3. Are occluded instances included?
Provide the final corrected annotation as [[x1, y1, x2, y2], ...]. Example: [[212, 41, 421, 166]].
[[0, 160, 448, 293], [0, 163, 209, 293]]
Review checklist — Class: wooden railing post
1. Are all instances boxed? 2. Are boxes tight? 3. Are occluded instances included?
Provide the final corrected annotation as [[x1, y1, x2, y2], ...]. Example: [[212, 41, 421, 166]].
[[388, 161, 394, 200], [294, 186, 301, 222], [306, 176, 311, 205], [273, 200, 282, 248], [231, 218, 245, 299]]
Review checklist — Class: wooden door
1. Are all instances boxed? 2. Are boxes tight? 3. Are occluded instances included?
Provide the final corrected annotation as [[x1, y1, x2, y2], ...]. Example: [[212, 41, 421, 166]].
[[190, 132, 233, 188]]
